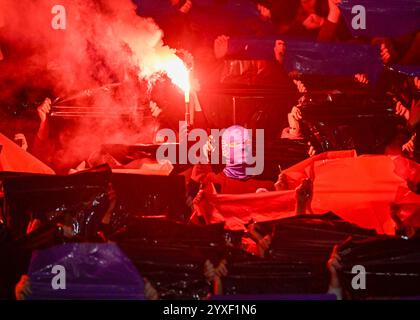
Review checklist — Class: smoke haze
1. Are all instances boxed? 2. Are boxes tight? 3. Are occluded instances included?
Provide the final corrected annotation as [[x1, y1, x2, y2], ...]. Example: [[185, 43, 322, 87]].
[[0, 0, 186, 170]]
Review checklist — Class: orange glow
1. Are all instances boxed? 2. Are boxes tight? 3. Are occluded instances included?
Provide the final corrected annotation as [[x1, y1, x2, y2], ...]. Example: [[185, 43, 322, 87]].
[[158, 55, 190, 102], [136, 44, 191, 102]]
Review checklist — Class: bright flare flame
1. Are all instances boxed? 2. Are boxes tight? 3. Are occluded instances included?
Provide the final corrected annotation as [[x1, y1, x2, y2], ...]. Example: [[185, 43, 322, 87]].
[[158, 56, 190, 103], [136, 45, 191, 103]]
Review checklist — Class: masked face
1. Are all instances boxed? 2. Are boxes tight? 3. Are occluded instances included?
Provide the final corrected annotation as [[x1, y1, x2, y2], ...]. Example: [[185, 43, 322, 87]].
[[221, 125, 252, 166]]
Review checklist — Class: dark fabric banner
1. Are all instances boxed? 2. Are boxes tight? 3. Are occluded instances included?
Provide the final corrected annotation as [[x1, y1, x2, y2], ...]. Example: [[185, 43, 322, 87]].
[[227, 38, 383, 80], [28, 243, 145, 299], [388, 64, 420, 77]]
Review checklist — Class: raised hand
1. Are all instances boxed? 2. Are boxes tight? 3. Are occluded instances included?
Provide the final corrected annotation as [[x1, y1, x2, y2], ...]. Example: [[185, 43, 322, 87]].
[[179, 0, 192, 14], [327, 245, 343, 275], [402, 133, 416, 153], [144, 278, 159, 300], [380, 43, 391, 64], [354, 73, 369, 85], [303, 13, 325, 30], [274, 40, 286, 63], [291, 106, 302, 121], [293, 79, 307, 93], [328, 0, 342, 23], [414, 77, 420, 90], [395, 101, 410, 120], [15, 275, 32, 300], [14, 133, 28, 151], [257, 4, 271, 20], [275, 172, 289, 191], [295, 178, 313, 214], [37, 98, 52, 123], [214, 35, 229, 59]]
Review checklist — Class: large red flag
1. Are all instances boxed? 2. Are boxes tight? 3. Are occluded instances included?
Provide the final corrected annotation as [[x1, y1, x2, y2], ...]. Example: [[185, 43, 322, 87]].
[[0, 133, 55, 175], [283, 152, 419, 234], [193, 183, 296, 230], [195, 151, 420, 235]]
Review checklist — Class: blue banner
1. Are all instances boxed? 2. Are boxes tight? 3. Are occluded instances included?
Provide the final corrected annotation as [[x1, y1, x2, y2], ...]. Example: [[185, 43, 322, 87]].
[[387, 64, 420, 77], [28, 243, 144, 299], [227, 38, 383, 80]]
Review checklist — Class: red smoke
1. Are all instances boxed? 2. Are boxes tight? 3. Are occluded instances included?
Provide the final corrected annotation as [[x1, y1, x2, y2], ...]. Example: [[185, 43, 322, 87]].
[[0, 0, 188, 170], [0, 0, 180, 93]]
